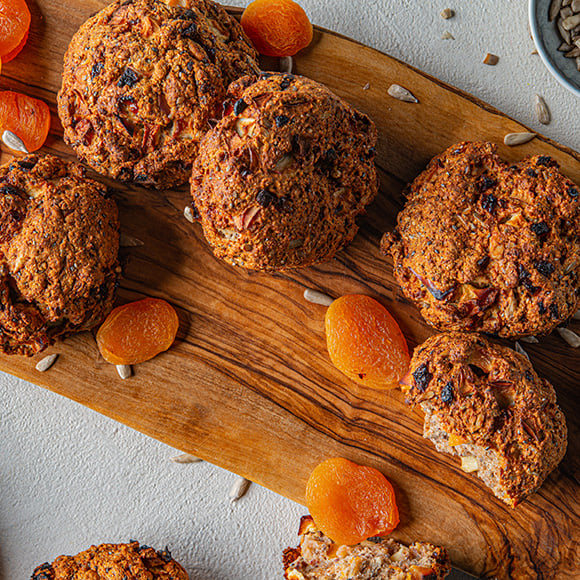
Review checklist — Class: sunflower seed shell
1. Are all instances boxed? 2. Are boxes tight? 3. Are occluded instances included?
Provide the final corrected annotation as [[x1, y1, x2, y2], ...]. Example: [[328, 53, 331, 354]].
[[36, 354, 59, 372], [504, 132, 536, 146], [388, 84, 419, 103]]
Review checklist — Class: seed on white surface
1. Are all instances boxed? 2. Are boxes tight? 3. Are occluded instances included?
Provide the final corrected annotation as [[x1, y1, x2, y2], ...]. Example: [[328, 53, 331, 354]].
[[504, 132, 536, 146], [2, 130, 29, 154], [387, 84, 419, 103], [440, 8, 455, 19], [279, 56, 293, 74], [550, 0, 563, 21], [170, 453, 203, 464], [119, 233, 144, 247], [483, 53, 499, 65], [35, 353, 59, 372], [229, 476, 251, 502], [531, 49, 539, 55], [441, 31, 455, 40], [461, 456, 479, 473], [534, 94, 551, 125], [116, 364, 132, 379], [557, 327, 580, 347], [184, 206, 196, 223], [515, 341, 530, 360], [304, 288, 334, 306], [520, 335, 539, 344]]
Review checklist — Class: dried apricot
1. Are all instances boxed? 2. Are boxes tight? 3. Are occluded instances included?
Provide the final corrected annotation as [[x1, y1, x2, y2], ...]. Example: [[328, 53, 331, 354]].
[[0, 0, 31, 62], [325, 295, 410, 389], [306, 457, 399, 545], [0, 91, 51, 152], [96, 298, 179, 365], [241, 0, 313, 57]]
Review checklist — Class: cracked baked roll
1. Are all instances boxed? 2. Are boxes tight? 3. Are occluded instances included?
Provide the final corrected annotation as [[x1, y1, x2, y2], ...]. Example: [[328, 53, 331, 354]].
[[283, 516, 451, 580], [190, 72, 378, 271], [31, 541, 188, 580], [401, 332, 567, 507], [381, 141, 580, 338], [0, 154, 120, 356], [58, 0, 259, 189]]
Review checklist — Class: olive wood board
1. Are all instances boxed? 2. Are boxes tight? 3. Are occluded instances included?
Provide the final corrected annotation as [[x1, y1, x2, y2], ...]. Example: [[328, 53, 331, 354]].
[[1, 2, 579, 579]]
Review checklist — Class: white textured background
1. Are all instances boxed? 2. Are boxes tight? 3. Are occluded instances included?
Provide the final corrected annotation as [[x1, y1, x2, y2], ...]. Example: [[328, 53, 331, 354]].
[[2, 1, 579, 580]]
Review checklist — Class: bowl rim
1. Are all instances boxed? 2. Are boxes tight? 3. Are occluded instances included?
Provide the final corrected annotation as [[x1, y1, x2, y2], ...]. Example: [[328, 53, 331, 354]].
[[528, 0, 580, 98]]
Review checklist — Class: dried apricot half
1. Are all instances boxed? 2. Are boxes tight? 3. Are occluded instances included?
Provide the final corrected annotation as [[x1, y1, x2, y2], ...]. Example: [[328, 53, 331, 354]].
[[97, 298, 179, 365], [0, 0, 31, 62], [0, 91, 51, 152], [241, 0, 313, 57], [306, 457, 400, 545], [325, 295, 410, 389]]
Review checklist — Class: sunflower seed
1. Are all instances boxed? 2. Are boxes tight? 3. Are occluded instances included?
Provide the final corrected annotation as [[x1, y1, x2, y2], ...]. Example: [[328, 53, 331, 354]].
[[572, 0, 580, 11], [184, 206, 195, 223], [363, 82, 371, 90], [563, 13, 580, 28], [279, 56, 293, 74], [441, 8, 455, 19], [35, 353, 59, 372], [550, 0, 563, 20], [562, 5, 574, 18], [558, 41, 573, 50], [441, 31, 455, 40], [119, 233, 144, 247], [116, 364, 132, 379], [557, 327, 580, 347], [483, 53, 499, 65], [304, 288, 334, 306], [563, 0, 572, 6], [534, 94, 551, 125], [515, 341, 530, 360], [388, 84, 419, 103], [229, 477, 251, 502], [573, 309, 580, 320], [565, 46, 580, 56], [2, 130, 29, 154], [170, 453, 203, 464], [558, 18, 572, 44], [504, 132, 536, 146], [520, 335, 539, 343]]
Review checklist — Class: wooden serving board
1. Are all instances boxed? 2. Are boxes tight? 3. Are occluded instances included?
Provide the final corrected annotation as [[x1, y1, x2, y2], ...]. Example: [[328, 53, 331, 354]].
[[1, 2, 579, 578]]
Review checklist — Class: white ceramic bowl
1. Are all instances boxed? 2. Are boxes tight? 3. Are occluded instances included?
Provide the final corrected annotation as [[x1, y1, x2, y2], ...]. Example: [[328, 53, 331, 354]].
[[529, 0, 580, 98]]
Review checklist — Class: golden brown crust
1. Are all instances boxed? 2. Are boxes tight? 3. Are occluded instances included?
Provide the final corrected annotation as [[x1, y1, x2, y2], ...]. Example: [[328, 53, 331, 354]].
[[58, 0, 259, 189], [284, 516, 450, 580], [0, 154, 120, 356], [190, 72, 379, 271], [403, 332, 567, 507], [31, 541, 188, 580], [381, 141, 580, 338]]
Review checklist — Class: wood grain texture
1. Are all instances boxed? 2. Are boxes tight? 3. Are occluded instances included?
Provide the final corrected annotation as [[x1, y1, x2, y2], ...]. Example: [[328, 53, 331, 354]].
[[1, 2, 579, 578]]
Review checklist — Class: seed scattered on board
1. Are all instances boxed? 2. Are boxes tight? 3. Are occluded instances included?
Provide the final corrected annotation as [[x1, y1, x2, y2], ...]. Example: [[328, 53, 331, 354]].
[[116, 364, 132, 379], [573, 309, 580, 321], [304, 288, 334, 306], [279, 56, 293, 74], [184, 206, 195, 223], [230, 476, 252, 502], [119, 233, 144, 247], [363, 82, 371, 90], [515, 341, 530, 360], [387, 84, 419, 103], [36, 353, 59, 372], [504, 132, 536, 147], [520, 335, 539, 344], [2, 130, 29, 154], [535, 94, 551, 125], [557, 328, 580, 348], [170, 453, 203, 464]]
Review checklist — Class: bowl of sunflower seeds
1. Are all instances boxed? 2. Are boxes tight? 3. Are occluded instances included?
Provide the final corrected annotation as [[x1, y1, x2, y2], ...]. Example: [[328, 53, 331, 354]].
[[530, 0, 580, 97]]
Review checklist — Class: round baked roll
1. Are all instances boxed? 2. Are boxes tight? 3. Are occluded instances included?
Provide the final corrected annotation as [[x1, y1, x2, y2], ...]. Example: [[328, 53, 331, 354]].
[[382, 141, 580, 338], [58, 0, 259, 189], [401, 331, 567, 507], [0, 154, 120, 356], [190, 72, 379, 271], [31, 541, 188, 580]]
